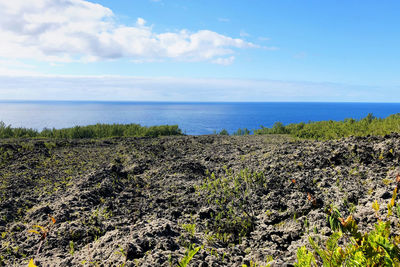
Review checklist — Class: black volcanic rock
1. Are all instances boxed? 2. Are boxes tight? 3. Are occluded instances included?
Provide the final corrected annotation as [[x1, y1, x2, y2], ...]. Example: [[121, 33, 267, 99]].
[[1, 134, 400, 266]]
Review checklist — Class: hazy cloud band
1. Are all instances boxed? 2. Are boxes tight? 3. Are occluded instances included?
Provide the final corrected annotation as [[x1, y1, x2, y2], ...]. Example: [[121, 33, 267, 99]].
[[0, 75, 396, 102]]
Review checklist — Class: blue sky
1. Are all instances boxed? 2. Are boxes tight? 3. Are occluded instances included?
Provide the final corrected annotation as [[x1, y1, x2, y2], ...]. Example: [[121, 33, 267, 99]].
[[0, 0, 399, 101]]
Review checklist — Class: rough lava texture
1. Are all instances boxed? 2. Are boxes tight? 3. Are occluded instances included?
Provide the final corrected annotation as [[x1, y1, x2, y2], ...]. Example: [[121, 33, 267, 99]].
[[1, 134, 400, 266]]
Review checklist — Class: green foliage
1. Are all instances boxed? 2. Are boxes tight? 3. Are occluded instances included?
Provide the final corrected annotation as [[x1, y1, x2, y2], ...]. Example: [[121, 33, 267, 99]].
[[197, 168, 266, 244], [326, 206, 346, 233], [294, 246, 316, 267], [115, 245, 127, 267], [181, 224, 196, 239], [255, 113, 400, 140], [296, 187, 400, 266], [69, 241, 74, 256], [242, 258, 272, 267], [233, 128, 251, 136], [0, 121, 38, 138], [219, 129, 229, 135], [0, 122, 182, 139], [255, 122, 289, 135], [177, 244, 202, 267]]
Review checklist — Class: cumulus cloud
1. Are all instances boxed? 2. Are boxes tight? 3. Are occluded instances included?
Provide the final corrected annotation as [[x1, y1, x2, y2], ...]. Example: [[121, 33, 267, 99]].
[[0, 0, 257, 64]]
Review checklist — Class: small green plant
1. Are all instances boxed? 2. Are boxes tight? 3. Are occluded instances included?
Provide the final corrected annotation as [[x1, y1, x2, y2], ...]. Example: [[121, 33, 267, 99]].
[[44, 142, 56, 150], [296, 184, 400, 266], [20, 142, 34, 151], [197, 168, 266, 244], [115, 245, 127, 267], [242, 257, 273, 267], [396, 204, 400, 218], [69, 241, 74, 256], [294, 246, 315, 267], [383, 178, 392, 185], [181, 224, 196, 239], [177, 244, 202, 267]]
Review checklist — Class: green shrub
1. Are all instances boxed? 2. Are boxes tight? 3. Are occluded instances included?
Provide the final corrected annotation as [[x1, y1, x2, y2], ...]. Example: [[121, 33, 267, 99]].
[[219, 129, 229, 135], [197, 168, 266, 244], [0, 122, 38, 138], [0, 122, 182, 139], [255, 113, 400, 140], [233, 128, 251, 136]]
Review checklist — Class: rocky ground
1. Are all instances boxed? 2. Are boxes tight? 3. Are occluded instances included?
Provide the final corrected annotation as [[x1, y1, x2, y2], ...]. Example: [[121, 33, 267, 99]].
[[1, 134, 400, 266]]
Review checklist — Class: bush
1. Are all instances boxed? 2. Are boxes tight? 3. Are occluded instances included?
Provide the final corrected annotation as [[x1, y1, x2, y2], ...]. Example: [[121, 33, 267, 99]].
[[0, 122, 38, 138], [219, 129, 229, 136], [233, 128, 251, 136], [0, 122, 182, 139], [255, 113, 400, 140], [197, 168, 267, 244]]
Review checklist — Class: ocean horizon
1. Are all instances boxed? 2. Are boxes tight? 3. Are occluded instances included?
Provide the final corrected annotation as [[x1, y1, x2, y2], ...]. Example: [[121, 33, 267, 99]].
[[1, 100, 400, 135]]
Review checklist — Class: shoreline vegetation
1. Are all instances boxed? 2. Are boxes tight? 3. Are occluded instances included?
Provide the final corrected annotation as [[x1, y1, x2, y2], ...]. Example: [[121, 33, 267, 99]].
[[1, 113, 400, 140], [254, 113, 400, 140], [0, 122, 182, 139], [217, 113, 400, 139]]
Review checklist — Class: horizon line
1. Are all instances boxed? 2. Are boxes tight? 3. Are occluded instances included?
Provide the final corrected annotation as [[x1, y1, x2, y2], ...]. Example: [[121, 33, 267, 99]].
[[1, 99, 400, 104]]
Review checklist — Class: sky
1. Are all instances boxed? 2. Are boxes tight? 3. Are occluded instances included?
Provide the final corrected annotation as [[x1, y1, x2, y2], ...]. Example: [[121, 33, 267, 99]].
[[0, 0, 399, 102]]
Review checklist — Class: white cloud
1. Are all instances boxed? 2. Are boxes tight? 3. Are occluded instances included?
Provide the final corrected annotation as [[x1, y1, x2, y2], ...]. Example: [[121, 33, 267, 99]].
[[0, 0, 258, 63], [136, 17, 146, 26], [212, 56, 235, 66], [0, 75, 393, 102], [0, 59, 40, 76]]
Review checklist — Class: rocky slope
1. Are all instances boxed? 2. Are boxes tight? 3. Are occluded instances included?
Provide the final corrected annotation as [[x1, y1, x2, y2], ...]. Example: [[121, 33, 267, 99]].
[[1, 134, 400, 266]]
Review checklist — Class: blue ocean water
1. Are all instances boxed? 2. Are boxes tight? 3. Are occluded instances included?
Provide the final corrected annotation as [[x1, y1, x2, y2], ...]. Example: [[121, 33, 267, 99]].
[[0, 101, 399, 135]]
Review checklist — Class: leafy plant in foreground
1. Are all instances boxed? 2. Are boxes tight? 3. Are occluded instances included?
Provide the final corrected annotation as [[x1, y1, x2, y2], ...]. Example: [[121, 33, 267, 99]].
[[296, 179, 400, 266], [177, 244, 202, 267]]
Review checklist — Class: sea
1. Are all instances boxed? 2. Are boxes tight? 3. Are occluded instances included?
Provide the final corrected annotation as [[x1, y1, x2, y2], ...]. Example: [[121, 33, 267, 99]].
[[0, 101, 400, 135]]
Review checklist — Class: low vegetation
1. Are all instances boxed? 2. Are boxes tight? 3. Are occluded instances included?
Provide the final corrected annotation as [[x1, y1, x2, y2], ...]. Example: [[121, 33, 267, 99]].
[[196, 168, 267, 245], [3, 113, 400, 140], [0, 122, 182, 139], [296, 177, 400, 266], [254, 113, 400, 140]]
